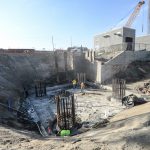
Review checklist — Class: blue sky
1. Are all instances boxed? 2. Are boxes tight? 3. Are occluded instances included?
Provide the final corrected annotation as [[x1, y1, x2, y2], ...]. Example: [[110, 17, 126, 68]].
[[0, 0, 148, 50]]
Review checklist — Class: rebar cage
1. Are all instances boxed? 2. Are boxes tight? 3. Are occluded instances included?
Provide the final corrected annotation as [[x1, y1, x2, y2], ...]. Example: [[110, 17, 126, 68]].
[[56, 91, 76, 130], [112, 78, 126, 100], [34, 80, 47, 97]]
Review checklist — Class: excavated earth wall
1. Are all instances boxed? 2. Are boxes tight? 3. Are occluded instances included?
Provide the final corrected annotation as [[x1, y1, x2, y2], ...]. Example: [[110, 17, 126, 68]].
[[0, 51, 74, 115]]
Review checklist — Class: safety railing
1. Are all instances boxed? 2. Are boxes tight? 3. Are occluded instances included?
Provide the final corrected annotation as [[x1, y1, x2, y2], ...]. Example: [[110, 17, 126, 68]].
[[135, 43, 150, 51]]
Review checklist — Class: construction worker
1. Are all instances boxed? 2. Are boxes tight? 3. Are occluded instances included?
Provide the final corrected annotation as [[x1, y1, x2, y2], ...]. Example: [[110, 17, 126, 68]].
[[72, 79, 77, 89], [80, 82, 85, 94]]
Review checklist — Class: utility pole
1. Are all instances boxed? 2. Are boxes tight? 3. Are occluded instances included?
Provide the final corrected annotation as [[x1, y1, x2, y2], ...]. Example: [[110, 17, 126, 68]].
[[52, 36, 54, 51], [70, 37, 72, 47], [52, 36, 59, 82]]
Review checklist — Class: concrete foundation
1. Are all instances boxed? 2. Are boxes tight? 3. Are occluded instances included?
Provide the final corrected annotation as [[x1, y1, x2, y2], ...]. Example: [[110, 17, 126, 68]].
[[135, 35, 150, 50]]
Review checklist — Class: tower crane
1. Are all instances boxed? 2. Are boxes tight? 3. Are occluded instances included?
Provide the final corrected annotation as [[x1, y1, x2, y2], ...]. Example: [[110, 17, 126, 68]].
[[125, 0, 145, 27]]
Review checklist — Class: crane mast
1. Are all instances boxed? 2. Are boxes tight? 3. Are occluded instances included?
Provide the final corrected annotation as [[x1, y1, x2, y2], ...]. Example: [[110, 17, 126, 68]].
[[125, 0, 145, 28]]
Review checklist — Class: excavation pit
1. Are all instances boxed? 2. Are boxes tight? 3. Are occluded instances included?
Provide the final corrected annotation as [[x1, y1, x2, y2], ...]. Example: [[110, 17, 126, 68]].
[[16, 84, 125, 137]]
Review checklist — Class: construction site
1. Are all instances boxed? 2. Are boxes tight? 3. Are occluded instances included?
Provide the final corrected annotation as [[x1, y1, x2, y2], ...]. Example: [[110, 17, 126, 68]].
[[0, 0, 150, 150]]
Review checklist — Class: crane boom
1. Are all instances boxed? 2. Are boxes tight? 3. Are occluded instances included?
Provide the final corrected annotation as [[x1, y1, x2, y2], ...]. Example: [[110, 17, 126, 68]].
[[125, 0, 145, 27]]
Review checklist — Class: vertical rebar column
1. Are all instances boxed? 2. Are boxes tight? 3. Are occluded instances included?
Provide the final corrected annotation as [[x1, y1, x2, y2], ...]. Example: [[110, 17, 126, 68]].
[[71, 94, 75, 126], [54, 51, 59, 83], [83, 73, 86, 83], [56, 92, 76, 130], [35, 80, 47, 97], [77, 73, 80, 83], [77, 73, 86, 83], [112, 79, 126, 100], [56, 96, 60, 128], [64, 52, 68, 81]]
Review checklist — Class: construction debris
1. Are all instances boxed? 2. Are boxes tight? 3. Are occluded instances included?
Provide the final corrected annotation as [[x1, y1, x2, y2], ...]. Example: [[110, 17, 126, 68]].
[[85, 81, 106, 90], [122, 94, 147, 108], [136, 81, 150, 95], [92, 119, 109, 129]]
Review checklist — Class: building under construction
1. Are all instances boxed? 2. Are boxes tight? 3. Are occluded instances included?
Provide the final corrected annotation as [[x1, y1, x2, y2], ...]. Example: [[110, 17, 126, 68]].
[[0, 1, 150, 150]]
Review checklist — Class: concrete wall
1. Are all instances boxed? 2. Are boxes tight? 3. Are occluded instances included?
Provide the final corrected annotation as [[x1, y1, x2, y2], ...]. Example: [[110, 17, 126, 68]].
[[82, 51, 101, 82], [82, 50, 150, 83], [100, 51, 150, 83], [83, 60, 97, 82], [94, 27, 135, 51], [123, 27, 135, 44], [94, 28, 123, 50], [54, 51, 73, 72], [135, 35, 150, 50], [86, 61, 102, 82]]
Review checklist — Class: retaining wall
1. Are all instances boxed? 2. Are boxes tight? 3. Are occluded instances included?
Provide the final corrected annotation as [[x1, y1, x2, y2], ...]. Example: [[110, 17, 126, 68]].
[[101, 51, 150, 83], [0, 51, 74, 107]]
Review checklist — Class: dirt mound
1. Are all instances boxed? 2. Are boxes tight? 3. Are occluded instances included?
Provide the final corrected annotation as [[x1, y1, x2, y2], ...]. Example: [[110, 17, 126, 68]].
[[115, 61, 150, 83], [111, 102, 150, 122]]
